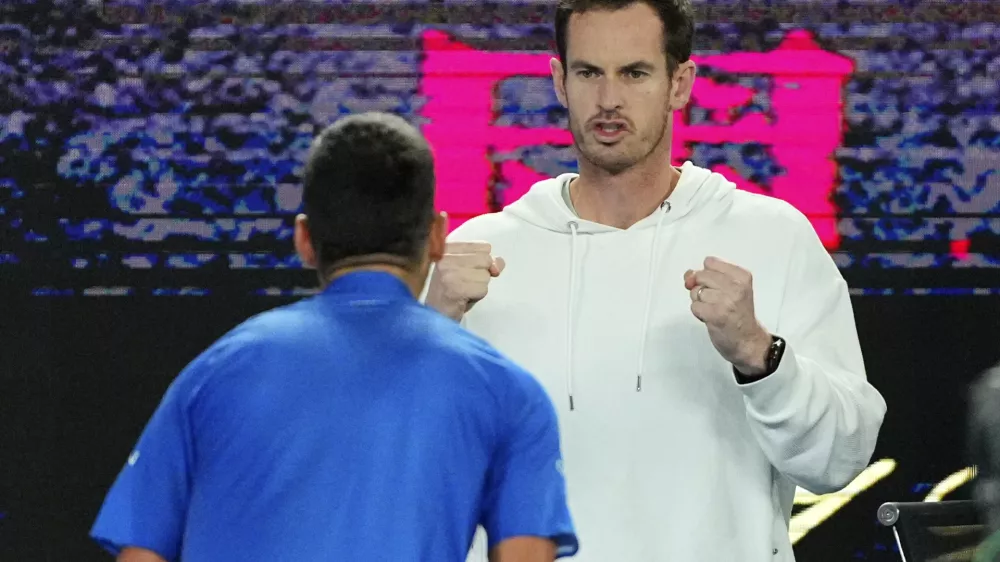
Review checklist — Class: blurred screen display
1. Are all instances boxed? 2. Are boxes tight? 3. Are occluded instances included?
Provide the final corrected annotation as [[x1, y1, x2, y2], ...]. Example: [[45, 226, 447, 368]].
[[0, 0, 998, 298]]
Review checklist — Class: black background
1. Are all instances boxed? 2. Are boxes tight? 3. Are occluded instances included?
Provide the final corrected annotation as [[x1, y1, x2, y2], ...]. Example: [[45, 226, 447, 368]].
[[3, 290, 1000, 560]]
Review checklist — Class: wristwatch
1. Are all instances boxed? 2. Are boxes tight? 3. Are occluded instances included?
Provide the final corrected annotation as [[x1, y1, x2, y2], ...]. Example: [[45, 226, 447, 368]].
[[734, 335, 786, 383]]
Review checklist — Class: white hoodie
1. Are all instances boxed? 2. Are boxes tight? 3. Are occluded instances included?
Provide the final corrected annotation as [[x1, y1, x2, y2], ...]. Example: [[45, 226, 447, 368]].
[[453, 162, 886, 562]]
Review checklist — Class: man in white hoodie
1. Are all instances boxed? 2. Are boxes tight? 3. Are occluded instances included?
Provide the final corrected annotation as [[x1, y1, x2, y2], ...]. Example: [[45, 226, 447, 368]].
[[426, 0, 887, 560]]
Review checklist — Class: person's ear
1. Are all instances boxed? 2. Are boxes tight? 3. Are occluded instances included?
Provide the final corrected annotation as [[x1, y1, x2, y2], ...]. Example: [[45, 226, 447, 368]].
[[668, 59, 697, 111], [294, 214, 318, 269], [427, 211, 448, 262], [551, 57, 568, 108]]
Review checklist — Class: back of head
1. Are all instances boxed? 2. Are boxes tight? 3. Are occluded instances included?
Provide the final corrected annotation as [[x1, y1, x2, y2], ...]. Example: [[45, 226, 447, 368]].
[[302, 112, 436, 274], [970, 363, 1000, 543], [554, 0, 695, 74]]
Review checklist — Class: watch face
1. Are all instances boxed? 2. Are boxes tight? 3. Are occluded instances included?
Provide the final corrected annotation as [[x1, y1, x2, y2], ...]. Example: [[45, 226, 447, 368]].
[[768, 336, 786, 371]]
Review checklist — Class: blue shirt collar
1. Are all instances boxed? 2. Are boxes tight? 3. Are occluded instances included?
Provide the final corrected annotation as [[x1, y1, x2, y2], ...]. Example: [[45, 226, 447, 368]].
[[319, 271, 415, 302]]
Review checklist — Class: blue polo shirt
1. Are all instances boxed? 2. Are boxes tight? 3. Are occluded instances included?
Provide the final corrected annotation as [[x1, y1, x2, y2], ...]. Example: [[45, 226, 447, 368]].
[[91, 271, 577, 561]]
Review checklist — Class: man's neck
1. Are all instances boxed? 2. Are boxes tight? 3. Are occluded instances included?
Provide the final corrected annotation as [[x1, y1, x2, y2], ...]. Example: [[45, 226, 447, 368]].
[[320, 257, 427, 297], [571, 150, 681, 230]]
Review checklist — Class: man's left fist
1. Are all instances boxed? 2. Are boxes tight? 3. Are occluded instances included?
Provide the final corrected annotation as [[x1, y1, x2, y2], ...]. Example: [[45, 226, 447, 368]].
[[684, 257, 772, 376]]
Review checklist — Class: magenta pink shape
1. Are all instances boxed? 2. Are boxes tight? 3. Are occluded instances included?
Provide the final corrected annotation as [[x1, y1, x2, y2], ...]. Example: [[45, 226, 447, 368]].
[[420, 29, 854, 248]]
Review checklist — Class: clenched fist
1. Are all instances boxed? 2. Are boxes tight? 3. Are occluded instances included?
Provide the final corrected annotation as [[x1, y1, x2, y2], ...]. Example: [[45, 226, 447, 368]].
[[684, 257, 772, 375], [425, 242, 505, 321]]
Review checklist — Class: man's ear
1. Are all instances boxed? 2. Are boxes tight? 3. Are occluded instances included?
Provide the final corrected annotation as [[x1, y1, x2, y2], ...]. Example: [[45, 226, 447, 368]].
[[669, 59, 697, 111], [294, 214, 318, 269], [427, 211, 448, 263], [550, 57, 568, 108]]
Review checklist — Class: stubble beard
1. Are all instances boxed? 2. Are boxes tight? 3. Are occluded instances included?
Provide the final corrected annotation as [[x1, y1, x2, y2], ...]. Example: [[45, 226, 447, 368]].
[[569, 107, 671, 176]]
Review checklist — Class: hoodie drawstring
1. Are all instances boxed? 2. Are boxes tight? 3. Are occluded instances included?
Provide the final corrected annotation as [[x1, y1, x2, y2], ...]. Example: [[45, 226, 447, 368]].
[[566, 220, 580, 411], [564, 201, 672, 410], [636, 200, 672, 392]]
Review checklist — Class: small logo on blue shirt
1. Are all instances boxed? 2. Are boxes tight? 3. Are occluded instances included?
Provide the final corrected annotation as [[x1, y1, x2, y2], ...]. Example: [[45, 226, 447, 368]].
[[127, 450, 141, 466]]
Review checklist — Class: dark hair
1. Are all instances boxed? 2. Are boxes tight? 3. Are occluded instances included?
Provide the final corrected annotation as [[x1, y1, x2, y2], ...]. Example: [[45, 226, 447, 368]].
[[302, 112, 435, 272], [554, 0, 695, 75]]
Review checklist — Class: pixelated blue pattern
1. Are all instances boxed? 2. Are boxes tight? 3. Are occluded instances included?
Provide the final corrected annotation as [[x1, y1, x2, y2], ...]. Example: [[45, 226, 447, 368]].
[[1, 0, 998, 296]]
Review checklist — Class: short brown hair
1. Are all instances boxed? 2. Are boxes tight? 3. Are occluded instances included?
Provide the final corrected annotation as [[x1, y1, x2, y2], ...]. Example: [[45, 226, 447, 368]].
[[554, 0, 695, 75]]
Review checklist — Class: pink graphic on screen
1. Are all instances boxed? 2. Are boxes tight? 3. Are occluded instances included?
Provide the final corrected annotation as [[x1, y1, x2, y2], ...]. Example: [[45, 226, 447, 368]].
[[420, 30, 854, 248]]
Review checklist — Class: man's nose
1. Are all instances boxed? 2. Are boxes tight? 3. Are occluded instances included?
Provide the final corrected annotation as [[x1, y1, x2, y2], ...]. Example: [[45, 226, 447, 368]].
[[596, 76, 624, 112]]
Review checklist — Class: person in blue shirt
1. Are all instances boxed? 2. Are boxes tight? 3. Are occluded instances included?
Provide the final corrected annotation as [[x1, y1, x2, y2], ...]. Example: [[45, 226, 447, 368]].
[[90, 112, 578, 562]]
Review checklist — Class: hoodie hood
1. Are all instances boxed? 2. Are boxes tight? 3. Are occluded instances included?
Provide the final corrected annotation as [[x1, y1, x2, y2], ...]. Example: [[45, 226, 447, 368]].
[[503, 161, 733, 234], [496, 161, 736, 410]]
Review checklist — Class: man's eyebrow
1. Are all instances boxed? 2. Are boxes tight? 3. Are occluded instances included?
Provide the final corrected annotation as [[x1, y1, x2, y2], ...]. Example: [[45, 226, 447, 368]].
[[568, 60, 658, 72], [620, 61, 656, 72], [568, 60, 600, 71]]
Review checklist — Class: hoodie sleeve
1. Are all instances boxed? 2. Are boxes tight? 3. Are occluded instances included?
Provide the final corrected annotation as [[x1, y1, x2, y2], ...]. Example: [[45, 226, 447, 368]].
[[737, 212, 887, 494]]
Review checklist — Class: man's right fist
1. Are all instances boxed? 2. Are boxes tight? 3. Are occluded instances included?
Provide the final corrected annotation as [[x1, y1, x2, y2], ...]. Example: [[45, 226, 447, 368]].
[[425, 242, 505, 321]]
